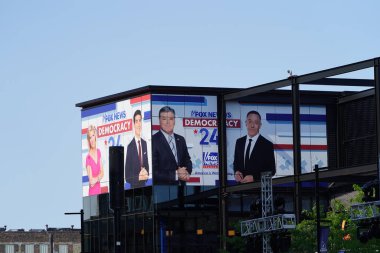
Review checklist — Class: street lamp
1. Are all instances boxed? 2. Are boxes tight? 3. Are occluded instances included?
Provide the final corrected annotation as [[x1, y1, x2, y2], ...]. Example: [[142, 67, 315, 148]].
[[64, 209, 84, 253]]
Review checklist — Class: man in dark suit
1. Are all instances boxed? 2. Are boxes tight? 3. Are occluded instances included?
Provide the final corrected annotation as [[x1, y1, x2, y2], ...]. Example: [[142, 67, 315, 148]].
[[152, 106, 192, 185], [125, 110, 149, 188], [233, 110, 275, 183]]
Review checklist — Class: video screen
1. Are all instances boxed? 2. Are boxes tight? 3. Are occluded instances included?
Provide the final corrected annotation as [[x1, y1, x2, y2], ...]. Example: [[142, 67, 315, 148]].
[[226, 102, 328, 185], [81, 94, 152, 197], [151, 94, 219, 186]]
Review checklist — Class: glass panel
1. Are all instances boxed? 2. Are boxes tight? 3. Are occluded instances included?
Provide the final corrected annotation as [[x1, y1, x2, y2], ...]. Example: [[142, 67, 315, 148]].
[[144, 214, 154, 253], [108, 218, 114, 253], [91, 220, 100, 253], [25, 245, 34, 253], [58, 245, 68, 253], [39, 245, 49, 253], [135, 214, 144, 253], [5, 245, 14, 253], [100, 219, 109, 253], [125, 215, 135, 253]]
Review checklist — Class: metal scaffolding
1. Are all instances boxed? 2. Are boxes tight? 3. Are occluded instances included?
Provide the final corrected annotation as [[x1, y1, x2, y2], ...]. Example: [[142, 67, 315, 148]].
[[261, 172, 274, 218], [262, 172, 273, 253], [241, 214, 296, 236], [350, 200, 380, 222], [241, 172, 296, 253]]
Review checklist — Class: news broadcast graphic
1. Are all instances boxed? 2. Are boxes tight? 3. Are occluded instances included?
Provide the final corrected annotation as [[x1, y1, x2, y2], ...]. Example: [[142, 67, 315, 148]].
[[151, 94, 219, 186], [81, 95, 152, 197], [226, 102, 328, 184]]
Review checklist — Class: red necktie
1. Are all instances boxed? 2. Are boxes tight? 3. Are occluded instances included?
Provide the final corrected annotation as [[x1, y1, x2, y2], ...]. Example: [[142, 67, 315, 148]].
[[138, 140, 142, 168]]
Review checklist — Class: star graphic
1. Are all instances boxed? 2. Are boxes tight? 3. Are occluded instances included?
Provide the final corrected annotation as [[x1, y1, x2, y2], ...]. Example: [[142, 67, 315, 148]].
[[193, 129, 198, 134]]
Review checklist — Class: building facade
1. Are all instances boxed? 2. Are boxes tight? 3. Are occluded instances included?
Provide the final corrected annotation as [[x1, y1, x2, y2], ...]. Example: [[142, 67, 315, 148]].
[[0, 230, 81, 253], [76, 58, 380, 252]]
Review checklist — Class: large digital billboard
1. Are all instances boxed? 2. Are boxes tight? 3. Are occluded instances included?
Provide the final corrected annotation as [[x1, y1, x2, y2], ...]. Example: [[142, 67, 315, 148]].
[[226, 102, 328, 184], [151, 94, 219, 186], [81, 95, 152, 197]]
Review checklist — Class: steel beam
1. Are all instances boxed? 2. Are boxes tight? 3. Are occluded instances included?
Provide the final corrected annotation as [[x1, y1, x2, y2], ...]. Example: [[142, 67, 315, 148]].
[[304, 78, 374, 87], [296, 59, 374, 84], [218, 94, 228, 250], [224, 79, 291, 101], [292, 79, 302, 223], [375, 58, 380, 201], [223, 164, 377, 193], [224, 58, 375, 102], [338, 89, 374, 104]]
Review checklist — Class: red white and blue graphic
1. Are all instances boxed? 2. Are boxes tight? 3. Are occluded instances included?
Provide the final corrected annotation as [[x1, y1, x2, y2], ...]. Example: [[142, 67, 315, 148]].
[[81, 94, 152, 197], [226, 102, 328, 183], [202, 152, 218, 168], [152, 94, 219, 186]]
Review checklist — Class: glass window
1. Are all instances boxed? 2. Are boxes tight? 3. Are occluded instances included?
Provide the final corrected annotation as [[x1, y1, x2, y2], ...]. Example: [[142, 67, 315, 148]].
[[73, 244, 81, 253], [144, 214, 154, 253], [108, 218, 114, 253], [143, 187, 153, 211], [135, 214, 144, 252], [125, 215, 135, 253], [25, 245, 34, 253], [100, 219, 109, 253], [125, 190, 133, 212], [39, 244, 48, 253], [91, 220, 100, 253], [58, 245, 68, 253], [83, 196, 91, 220], [5, 245, 14, 253], [99, 193, 110, 216]]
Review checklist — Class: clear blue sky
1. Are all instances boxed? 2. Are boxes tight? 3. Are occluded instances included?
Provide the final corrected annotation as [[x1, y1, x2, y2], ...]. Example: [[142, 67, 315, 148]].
[[1, 1, 379, 230]]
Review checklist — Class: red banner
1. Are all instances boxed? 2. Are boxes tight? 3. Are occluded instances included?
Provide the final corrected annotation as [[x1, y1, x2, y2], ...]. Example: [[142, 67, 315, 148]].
[[97, 119, 133, 138], [183, 118, 218, 127]]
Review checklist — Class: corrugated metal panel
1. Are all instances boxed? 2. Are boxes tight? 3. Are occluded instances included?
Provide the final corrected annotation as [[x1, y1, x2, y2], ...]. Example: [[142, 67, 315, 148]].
[[340, 96, 376, 167]]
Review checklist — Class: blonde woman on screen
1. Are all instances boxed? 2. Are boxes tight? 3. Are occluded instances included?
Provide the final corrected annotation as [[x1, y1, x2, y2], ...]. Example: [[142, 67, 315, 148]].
[[86, 125, 104, 196]]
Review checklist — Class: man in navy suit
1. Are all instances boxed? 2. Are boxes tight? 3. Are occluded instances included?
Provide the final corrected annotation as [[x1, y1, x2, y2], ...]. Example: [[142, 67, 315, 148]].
[[153, 106, 192, 185], [233, 110, 275, 183], [125, 110, 149, 188]]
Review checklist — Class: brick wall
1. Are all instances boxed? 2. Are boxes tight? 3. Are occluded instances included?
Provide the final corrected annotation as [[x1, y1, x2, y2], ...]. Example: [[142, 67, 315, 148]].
[[0, 230, 80, 253]]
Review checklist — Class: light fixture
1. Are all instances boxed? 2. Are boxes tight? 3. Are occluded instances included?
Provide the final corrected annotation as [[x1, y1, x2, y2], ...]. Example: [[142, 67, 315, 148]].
[[165, 230, 173, 237], [227, 230, 235, 237]]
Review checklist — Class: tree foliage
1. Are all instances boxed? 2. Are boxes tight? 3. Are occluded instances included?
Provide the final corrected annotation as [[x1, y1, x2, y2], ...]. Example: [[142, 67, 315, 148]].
[[290, 184, 380, 252]]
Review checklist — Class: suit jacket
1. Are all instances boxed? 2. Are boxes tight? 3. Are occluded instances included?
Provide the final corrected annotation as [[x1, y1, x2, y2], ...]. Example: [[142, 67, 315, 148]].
[[125, 138, 149, 188], [152, 130, 192, 185], [233, 134, 275, 181]]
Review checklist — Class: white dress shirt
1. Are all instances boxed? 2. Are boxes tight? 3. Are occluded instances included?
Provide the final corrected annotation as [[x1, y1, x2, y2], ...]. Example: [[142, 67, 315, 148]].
[[244, 133, 260, 163]]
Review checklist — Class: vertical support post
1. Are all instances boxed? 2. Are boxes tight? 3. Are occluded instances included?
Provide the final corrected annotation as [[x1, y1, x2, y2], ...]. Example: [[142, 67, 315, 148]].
[[49, 232, 54, 253], [64, 211, 85, 252], [109, 146, 124, 253], [315, 165, 321, 253], [261, 172, 273, 253], [80, 209, 84, 253], [218, 94, 228, 250], [335, 102, 341, 169], [291, 78, 302, 222], [375, 58, 380, 201], [114, 209, 121, 253]]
